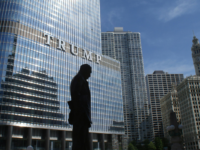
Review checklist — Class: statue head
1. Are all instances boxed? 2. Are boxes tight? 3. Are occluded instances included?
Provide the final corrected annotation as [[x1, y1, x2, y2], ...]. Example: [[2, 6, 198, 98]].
[[79, 64, 92, 79]]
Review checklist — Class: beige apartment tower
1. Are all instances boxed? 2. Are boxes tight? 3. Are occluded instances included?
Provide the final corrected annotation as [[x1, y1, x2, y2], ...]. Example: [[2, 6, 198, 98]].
[[146, 71, 184, 140], [160, 84, 181, 142], [177, 76, 200, 150]]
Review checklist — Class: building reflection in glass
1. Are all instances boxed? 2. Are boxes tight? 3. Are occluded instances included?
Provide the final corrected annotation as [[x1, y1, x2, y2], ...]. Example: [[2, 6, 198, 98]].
[[0, 52, 66, 127]]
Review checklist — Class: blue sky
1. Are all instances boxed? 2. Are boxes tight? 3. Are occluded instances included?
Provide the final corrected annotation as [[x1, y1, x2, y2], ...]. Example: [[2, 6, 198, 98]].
[[100, 0, 200, 77]]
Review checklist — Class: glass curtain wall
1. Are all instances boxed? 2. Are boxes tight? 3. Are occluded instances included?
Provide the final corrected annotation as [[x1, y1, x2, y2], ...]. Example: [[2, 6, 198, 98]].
[[0, 0, 124, 135]]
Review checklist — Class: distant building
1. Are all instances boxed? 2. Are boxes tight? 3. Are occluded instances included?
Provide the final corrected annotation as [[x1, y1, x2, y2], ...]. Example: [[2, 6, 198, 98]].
[[146, 71, 184, 139], [102, 27, 150, 142], [191, 36, 200, 76], [160, 84, 181, 142], [177, 76, 200, 150]]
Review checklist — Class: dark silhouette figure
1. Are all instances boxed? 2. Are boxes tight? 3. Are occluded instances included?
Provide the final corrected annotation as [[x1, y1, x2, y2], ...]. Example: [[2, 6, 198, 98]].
[[70, 64, 92, 150]]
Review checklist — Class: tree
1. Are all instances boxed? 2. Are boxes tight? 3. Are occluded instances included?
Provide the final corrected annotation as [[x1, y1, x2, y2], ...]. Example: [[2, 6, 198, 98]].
[[143, 139, 150, 145], [155, 137, 163, 150], [148, 142, 156, 150], [143, 139, 150, 150], [136, 143, 142, 150], [128, 143, 134, 150], [128, 143, 137, 150], [131, 140, 137, 147]]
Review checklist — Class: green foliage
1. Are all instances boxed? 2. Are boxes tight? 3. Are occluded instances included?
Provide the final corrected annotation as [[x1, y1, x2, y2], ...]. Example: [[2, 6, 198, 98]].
[[129, 139, 157, 150], [143, 139, 150, 145], [136, 143, 142, 150], [148, 142, 156, 150], [154, 137, 163, 150], [128, 143, 137, 150], [131, 140, 137, 146], [143, 139, 150, 150], [134, 146, 138, 150], [128, 143, 135, 150]]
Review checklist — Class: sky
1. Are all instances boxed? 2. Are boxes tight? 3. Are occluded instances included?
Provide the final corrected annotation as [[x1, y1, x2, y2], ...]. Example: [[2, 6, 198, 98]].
[[100, 0, 200, 77]]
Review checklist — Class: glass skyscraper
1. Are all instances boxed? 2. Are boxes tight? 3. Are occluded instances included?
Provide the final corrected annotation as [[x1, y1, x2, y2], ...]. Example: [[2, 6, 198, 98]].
[[0, 1, 125, 150], [102, 27, 150, 142]]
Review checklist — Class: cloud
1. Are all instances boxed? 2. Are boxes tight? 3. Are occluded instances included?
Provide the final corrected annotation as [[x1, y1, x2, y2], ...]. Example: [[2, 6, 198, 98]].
[[101, 4, 125, 30], [156, 0, 199, 22], [107, 7, 124, 27], [144, 59, 195, 77]]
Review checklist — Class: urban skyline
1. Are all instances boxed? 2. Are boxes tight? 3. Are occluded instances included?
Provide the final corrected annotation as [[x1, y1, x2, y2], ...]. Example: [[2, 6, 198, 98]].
[[100, 0, 200, 78], [0, 0, 199, 150]]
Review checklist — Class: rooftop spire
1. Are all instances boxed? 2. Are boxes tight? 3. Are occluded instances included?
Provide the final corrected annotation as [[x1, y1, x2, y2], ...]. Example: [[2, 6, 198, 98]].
[[192, 36, 199, 45]]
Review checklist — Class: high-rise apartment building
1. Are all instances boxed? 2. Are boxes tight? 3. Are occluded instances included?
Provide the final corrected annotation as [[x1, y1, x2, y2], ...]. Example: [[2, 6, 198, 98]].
[[102, 27, 150, 142], [0, 1, 125, 150], [146, 71, 184, 139], [192, 36, 200, 76], [177, 76, 200, 150], [160, 84, 181, 142]]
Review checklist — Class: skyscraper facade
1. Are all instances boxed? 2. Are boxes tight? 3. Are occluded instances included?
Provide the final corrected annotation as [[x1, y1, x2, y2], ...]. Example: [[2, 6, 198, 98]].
[[177, 76, 200, 150], [160, 84, 181, 142], [102, 27, 150, 142], [191, 36, 200, 76], [146, 71, 184, 139], [0, 1, 125, 150]]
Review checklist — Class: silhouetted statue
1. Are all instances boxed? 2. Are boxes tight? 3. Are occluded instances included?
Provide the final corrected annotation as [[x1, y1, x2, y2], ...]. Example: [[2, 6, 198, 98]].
[[70, 64, 92, 150]]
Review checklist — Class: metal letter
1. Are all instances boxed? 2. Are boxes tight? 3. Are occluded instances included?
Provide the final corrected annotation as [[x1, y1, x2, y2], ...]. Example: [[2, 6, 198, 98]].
[[70, 44, 78, 56], [83, 50, 93, 61], [57, 39, 66, 51], [96, 54, 101, 64], [44, 33, 53, 46]]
